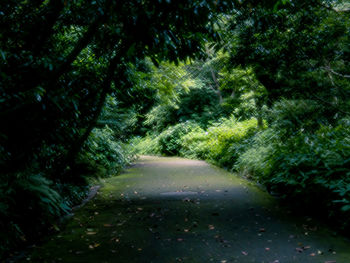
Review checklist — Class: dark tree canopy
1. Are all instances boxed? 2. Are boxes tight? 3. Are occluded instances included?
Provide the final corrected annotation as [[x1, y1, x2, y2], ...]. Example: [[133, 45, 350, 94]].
[[0, 0, 231, 174]]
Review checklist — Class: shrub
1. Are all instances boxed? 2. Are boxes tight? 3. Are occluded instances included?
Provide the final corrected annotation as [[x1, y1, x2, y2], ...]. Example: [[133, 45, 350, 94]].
[[158, 122, 199, 155], [236, 119, 350, 229], [136, 117, 262, 167], [203, 117, 261, 168], [180, 126, 208, 159], [268, 123, 350, 205], [235, 128, 277, 180], [130, 135, 161, 155], [82, 126, 131, 175], [268, 99, 325, 134], [0, 125, 135, 258], [144, 104, 178, 133], [0, 172, 66, 258]]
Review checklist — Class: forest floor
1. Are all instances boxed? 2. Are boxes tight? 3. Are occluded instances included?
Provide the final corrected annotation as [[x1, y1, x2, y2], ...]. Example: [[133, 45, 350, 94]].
[[22, 156, 350, 263]]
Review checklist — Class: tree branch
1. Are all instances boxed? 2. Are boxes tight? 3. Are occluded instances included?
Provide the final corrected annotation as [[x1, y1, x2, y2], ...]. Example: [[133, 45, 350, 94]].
[[311, 94, 350, 116], [321, 65, 350, 78], [58, 54, 121, 178], [50, 15, 105, 84]]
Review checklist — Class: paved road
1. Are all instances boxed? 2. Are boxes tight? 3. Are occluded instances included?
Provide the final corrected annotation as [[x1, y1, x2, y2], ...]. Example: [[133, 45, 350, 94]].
[[25, 156, 350, 263]]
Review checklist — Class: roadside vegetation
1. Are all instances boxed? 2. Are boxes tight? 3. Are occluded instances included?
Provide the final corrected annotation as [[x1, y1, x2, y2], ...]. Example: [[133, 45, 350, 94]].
[[1, 0, 349, 259], [132, 0, 350, 234]]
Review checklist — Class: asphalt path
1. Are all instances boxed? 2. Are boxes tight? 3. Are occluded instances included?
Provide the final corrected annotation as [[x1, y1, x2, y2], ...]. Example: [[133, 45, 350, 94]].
[[24, 156, 350, 263]]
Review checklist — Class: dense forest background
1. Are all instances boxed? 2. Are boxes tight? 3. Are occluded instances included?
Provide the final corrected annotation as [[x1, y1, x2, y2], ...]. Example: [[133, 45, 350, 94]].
[[1, 0, 350, 259]]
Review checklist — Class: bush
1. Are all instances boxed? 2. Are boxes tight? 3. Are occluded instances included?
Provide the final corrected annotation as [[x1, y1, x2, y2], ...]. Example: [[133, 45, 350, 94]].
[[158, 122, 199, 155], [235, 116, 350, 229], [203, 117, 261, 168], [268, 123, 350, 205], [144, 104, 178, 133], [130, 135, 161, 155], [235, 128, 277, 180], [180, 126, 208, 159], [134, 117, 262, 166], [268, 99, 325, 134], [0, 172, 66, 258], [0, 125, 134, 259], [82, 126, 132, 175], [135, 98, 350, 231]]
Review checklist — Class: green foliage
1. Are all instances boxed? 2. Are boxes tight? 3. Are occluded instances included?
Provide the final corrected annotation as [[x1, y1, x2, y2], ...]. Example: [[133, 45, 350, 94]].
[[2, 0, 350, 257], [97, 95, 139, 139], [135, 117, 261, 168], [82, 126, 132, 175], [225, 0, 350, 114], [1, 0, 228, 256], [235, 128, 277, 180], [143, 59, 225, 132], [203, 117, 261, 168], [177, 85, 222, 126], [0, 172, 66, 257], [144, 104, 178, 132], [268, 99, 326, 134], [268, 123, 350, 204], [138, 98, 350, 230], [236, 109, 350, 227], [158, 122, 199, 156], [130, 135, 161, 156], [180, 126, 208, 159], [130, 0, 350, 233]]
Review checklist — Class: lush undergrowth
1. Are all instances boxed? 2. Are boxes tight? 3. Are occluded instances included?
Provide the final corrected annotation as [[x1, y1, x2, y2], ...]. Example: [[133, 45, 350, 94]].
[[133, 101, 350, 233], [0, 126, 133, 259]]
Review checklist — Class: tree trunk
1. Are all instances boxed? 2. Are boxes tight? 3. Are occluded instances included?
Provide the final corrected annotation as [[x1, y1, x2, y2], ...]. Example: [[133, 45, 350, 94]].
[[210, 68, 223, 104], [60, 54, 121, 177], [255, 97, 264, 130]]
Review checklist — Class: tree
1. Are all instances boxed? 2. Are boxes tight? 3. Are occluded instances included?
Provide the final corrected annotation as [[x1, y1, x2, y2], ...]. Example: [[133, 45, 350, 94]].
[[0, 0, 234, 256], [223, 0, 350, 120], [0, 0, 229, 175]]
